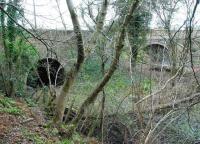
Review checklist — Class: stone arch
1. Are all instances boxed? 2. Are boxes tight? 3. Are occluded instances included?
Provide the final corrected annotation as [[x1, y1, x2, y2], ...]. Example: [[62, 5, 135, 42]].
[[145, 43, 170, 66]]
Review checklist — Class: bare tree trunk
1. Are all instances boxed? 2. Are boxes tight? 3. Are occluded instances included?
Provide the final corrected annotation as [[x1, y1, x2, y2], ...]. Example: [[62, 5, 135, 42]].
[[55, 0, 67, 30], [188, 0, 200, 87], [72, 0, 140, 125], [169, 39, 177, 87], [32, 0, 37, 29], [96, 0, 108, 133], [96, 0, 108, 32], [99, 54, 106, 142], [54, 0, 84, 123], [0, 2, 9, 96]]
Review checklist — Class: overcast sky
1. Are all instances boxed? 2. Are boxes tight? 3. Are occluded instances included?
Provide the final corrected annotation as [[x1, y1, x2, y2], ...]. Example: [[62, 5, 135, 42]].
[[22, 0, 200, 30]]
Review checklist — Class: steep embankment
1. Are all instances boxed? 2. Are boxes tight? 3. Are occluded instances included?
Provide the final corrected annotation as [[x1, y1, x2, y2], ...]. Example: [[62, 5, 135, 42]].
[[0, 95, 61, 143]]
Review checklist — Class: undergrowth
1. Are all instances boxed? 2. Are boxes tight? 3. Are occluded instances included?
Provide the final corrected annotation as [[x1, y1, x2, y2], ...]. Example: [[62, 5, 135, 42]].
[[0, 96, 22, 115]]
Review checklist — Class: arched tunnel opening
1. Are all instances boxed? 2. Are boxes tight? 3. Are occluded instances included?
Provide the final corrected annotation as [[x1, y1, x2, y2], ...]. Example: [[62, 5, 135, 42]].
[[27, 58, 65, 88], [146, 43, 170, 66]]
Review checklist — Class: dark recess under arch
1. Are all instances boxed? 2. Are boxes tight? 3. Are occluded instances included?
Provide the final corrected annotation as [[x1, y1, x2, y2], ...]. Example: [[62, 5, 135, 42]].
[[146, 43, 170, 66], [27, 58, 65, 88]]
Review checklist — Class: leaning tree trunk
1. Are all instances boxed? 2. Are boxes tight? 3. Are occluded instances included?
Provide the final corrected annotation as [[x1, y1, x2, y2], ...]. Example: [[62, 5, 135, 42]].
[[54, 0, 84, 123], [72, 0, 140, 125]]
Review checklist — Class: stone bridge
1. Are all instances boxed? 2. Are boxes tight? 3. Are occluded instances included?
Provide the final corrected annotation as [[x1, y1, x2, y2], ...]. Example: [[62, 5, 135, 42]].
[[29, 29, 200, 67], [145, 29, 200, 67]]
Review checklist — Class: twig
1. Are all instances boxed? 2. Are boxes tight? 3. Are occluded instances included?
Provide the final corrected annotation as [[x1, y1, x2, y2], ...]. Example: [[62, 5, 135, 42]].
[[151, 92, 200, 113], [136, 66, 183, 105], [20, 118, 34, 124]]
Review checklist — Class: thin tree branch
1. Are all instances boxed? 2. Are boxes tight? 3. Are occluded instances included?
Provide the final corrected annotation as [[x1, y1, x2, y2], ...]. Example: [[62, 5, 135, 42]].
[[188, 0, 200, 86]]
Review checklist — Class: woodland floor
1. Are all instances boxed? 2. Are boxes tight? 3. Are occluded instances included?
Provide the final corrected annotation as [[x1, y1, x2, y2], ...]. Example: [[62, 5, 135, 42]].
[[1, 65, 200, 144], [0, 97, 59, 144], [0, 96, 99, 144]]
